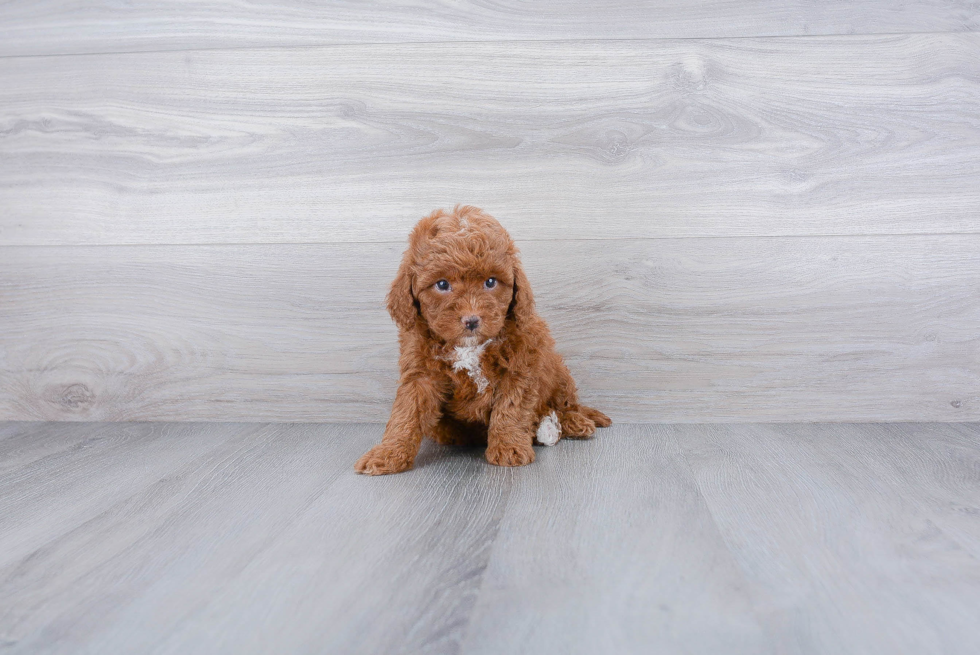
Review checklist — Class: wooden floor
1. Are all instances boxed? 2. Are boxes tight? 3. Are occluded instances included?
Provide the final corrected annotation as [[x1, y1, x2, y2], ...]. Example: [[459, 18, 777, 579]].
[[1, 422, 978, 654]]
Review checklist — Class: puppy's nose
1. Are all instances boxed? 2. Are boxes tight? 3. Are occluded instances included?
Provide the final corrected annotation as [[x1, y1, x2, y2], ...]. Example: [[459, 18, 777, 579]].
[[463, 315, 481, 331]]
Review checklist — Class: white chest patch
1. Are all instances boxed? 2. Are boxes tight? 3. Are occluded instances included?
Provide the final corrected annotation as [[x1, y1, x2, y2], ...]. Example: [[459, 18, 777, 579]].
[[451, 339, 492, 394], [536, 411, 561, 446]]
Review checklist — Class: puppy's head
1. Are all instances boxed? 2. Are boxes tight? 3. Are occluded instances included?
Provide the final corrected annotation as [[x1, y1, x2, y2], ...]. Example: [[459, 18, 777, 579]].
[[388, 205, 534, 345]]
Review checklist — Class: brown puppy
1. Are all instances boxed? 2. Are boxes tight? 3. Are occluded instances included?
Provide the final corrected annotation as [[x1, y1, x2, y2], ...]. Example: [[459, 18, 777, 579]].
[[355, 205, 610, 475]]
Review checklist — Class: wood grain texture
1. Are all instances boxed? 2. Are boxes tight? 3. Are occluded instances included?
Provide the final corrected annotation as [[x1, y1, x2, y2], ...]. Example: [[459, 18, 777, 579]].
[[675, 423, 980, 655], [2, 34, 979, 246], [0, 423, 369, 653], [803, 423, 980, 562], [1, 1, 978, 57], [1, 235, 977, 423], [0, 422, 106, 474], [152, 432, 512, 655], [0, 423, 247, 571], [2, 421, 979, 653], [461, 423, 768, 654]]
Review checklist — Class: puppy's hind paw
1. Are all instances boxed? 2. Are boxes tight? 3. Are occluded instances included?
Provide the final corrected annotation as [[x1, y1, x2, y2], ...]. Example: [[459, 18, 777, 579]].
[[485, 442, 535, 467], [584, 407, 612, 428], [355, 445, 415, 475], [560, 410, 596, 439]]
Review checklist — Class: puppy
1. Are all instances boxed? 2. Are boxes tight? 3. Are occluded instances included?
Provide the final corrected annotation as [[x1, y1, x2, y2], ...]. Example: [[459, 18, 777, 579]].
[[355, 205, 610, 475]]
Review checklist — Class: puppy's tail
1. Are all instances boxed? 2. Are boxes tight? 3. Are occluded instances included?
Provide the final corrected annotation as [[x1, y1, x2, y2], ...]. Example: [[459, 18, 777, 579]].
[[558, 405, 612, 439]]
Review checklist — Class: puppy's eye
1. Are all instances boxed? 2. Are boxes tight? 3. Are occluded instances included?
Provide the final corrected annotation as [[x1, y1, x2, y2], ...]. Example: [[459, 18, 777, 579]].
[[435, 279, 451, 292], [485, 277, 497, 289]]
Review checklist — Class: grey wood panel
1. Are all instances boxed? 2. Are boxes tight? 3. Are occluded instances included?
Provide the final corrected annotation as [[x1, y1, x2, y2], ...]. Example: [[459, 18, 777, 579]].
[[0, 423, 367, 653], [2, 235, 978, 423], [3, 421, 980, 653], [675, 423, 980, 655], [0, 423, 249, 571], [2, 35, 979, 246], [461, 423, 769, 654], [803, 423, 980, 561], [1, 1, 977, 57], [0, 422, 105, 474], [152, 437, 512, 655]]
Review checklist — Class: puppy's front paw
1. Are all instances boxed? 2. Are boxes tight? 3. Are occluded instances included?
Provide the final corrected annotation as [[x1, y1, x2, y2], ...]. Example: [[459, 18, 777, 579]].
[[355, 445, 414, 475], [485, 442, 535, 467]]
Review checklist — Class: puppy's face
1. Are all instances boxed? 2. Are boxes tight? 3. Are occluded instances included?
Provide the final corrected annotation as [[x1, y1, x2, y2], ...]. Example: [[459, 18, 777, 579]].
[[389, 207, 527, 346], [416, 263, 514, 346]]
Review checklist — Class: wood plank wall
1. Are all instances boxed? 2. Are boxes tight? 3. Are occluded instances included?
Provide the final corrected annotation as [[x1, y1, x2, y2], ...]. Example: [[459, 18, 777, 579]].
[[1, 2, 978, 422]]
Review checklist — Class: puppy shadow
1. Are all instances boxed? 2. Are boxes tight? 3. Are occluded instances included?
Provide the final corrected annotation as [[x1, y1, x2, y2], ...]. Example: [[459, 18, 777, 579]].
[[413, 439, 487, 470]]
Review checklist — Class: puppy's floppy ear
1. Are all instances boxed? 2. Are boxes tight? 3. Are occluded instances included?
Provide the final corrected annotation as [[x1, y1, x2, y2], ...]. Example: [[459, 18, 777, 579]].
[[509, 257, 536, 326], [387, 213, 442, 330], [386, 248, 418, 330]]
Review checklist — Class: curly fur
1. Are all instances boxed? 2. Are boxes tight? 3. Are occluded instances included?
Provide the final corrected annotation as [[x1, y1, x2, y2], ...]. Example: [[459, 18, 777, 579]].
[[355, 205, 611, 475]]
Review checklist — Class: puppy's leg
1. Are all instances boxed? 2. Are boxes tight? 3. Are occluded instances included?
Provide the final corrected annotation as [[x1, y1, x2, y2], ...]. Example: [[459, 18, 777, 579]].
[[355, 376, 442, 475], [551, 365, 612, 438], [486, 380, 537, 467]]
